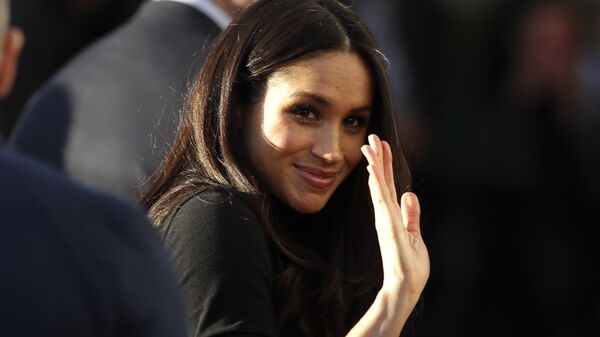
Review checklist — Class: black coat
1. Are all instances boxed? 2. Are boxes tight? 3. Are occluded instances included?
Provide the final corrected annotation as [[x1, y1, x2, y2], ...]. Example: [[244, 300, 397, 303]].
[[0, 149, 187, 337], [10, 1, 221, 200]]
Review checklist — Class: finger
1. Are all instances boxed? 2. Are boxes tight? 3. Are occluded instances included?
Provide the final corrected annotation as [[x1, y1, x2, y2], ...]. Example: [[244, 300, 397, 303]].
[[368, 134, 383, 164], [361, 144, 376, 166], [401, 192, 421, 233], [366, 166, 404, 254], [366, 164, 387, 211], [362, 146, 391, 202], [381, 141, 397, 203], [363, 143, 402, 224]]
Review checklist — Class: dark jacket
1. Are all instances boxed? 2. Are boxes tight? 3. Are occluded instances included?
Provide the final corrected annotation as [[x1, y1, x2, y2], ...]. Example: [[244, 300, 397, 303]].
[[0, 149, 187, 337]]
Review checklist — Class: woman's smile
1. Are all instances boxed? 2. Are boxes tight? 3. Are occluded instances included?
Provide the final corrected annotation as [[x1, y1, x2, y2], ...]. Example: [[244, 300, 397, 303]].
[[293, 164, 340, 190]]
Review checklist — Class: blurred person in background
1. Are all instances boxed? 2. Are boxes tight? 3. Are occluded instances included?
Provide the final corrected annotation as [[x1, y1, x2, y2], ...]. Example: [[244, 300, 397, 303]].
[[9, 0, 252, 201], [0, 0, 144, 138], [0, 1, 187, 336], [500, 0, 600, 212], [498, 4, 600, 335]]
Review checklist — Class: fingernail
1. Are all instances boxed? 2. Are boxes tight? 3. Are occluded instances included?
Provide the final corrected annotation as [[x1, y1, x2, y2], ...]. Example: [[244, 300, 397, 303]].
[[360, 145, 368, 156], [368, 134, 375, 145], [405, 194, 414, 207], [404, 192, 419, 208]]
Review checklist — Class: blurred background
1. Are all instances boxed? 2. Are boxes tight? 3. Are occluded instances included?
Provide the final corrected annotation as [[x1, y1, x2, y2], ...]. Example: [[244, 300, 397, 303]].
[[3, 0, 599, 336]]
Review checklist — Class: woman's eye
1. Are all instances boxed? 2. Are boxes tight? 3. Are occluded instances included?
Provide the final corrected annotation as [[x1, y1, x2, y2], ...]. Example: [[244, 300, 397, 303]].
[[344, 116, 367, 128], [290, 105, 318, 121]]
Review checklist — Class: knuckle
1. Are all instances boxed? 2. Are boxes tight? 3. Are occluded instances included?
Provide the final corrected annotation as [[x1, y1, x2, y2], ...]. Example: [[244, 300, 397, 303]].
[[405, 209, 421, 219]]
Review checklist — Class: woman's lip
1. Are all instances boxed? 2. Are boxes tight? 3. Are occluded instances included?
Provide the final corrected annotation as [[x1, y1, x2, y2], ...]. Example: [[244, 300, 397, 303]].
[[293, 164, 338, 189]]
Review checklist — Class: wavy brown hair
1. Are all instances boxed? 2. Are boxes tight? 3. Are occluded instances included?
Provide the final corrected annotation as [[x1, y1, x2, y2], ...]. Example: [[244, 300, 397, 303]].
[[142, 0, 412, 336]]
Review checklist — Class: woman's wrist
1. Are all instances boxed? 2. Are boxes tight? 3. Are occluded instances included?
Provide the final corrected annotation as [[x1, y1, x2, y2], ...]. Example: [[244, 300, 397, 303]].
[[379, 280, 421, 319], [345, 277, 422, 336]]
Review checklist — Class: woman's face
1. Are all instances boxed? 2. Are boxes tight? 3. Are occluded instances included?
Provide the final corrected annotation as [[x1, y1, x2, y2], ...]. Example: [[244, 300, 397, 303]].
[[244, 51, 373, 213]]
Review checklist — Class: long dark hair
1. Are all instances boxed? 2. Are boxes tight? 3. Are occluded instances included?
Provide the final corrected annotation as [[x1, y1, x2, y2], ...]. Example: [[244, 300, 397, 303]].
[[142, 0, 412, 336]]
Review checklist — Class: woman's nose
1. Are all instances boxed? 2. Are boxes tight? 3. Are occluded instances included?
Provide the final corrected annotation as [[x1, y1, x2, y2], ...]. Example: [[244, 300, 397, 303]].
[[310, 128, 343, 164]]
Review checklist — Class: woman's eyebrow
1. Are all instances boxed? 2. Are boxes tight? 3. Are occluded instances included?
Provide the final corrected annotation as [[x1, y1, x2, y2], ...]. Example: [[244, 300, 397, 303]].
[[291, 92, 371, 114], [291, 92, 330, 107]]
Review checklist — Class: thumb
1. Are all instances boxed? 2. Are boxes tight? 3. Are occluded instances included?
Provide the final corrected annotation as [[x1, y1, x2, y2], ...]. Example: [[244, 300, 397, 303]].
[[401, 192, 421, 234]]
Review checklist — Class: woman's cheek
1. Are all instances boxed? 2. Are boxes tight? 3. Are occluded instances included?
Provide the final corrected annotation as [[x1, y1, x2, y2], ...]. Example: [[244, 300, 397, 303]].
[[264, 120, 310, 152], [344, 139, 366, 168]]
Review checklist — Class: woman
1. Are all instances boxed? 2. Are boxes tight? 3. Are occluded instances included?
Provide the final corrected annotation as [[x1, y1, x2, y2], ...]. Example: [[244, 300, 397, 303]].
[[142, 0, 429, 336]]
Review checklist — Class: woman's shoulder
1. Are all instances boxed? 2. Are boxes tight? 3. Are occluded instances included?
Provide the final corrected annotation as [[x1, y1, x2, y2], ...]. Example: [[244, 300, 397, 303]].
[[161, 188, 277, 336], [160, 187, 266, 254], [163, 186, 256, 223]]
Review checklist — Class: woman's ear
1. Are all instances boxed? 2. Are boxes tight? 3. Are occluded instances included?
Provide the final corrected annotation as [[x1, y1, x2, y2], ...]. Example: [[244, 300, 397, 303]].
[[0, 27, 25, 98]]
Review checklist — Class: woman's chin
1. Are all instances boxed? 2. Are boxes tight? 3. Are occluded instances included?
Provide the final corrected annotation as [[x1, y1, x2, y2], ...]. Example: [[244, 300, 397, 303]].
[[287, 195, 328, 214]]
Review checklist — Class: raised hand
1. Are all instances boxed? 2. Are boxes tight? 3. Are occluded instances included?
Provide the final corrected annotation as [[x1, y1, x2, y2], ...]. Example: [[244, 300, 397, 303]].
[[360, 134, 429, 304]]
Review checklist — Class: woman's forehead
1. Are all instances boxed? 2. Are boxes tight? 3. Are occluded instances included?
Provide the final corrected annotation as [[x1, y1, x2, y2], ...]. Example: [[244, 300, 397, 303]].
[[266, 51, 373, 103]]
